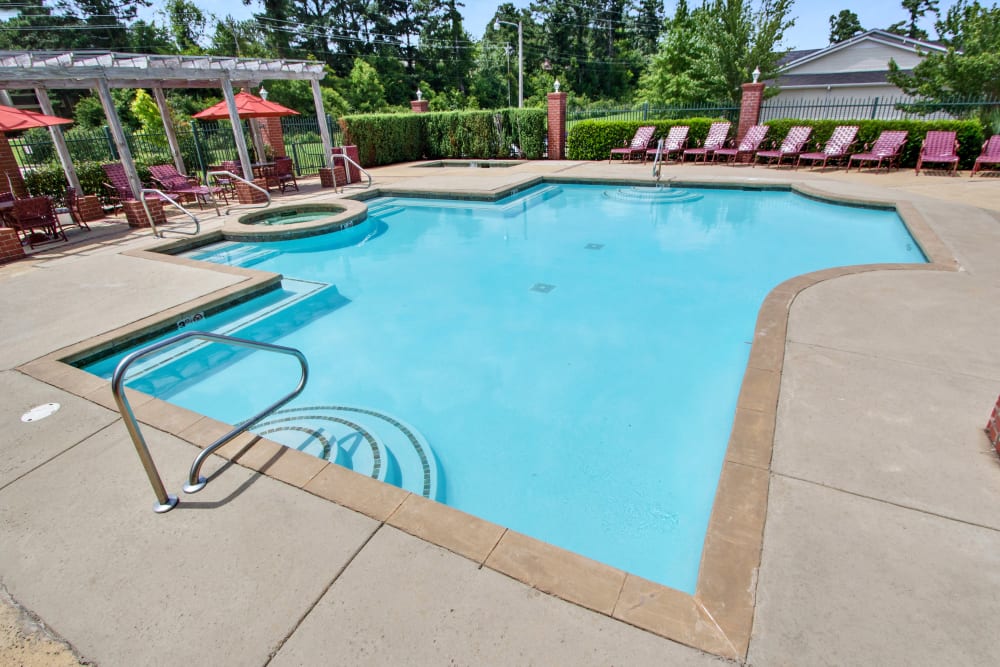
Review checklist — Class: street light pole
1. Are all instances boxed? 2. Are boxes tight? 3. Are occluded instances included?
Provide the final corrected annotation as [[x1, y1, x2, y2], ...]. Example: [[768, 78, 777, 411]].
[[495, 18, 523, 108]]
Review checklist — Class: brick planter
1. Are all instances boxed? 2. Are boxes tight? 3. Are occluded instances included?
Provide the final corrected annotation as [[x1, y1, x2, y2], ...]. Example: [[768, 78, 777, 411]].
[[77, 195, 105, 222], [122, 199, 165, 229], [319, 166, 347, 189], [236, 178, 269, 204], [0, 227, 25, 263]]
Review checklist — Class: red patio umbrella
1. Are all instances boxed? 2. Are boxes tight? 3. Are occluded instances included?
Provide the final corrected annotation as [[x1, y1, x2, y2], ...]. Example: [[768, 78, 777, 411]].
[[192, 91, 300, 120], [0, 103, 73, 131]]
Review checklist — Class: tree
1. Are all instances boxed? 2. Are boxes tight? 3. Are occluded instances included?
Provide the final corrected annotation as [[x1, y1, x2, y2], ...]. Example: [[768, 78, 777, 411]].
[[344, 59, 387, 112], [829, 9, 863, 43], [886, 0, 939, 40], [697, 0, 795, 104], [636, 0, 723, 106], [888, 0, 1000, 101], [165, 0, 208, 53]]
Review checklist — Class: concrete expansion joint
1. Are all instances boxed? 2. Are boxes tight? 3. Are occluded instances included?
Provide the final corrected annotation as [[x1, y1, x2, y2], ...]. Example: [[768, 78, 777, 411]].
[[785, 339, 1000, 383], [775, 471, 1000, 534]]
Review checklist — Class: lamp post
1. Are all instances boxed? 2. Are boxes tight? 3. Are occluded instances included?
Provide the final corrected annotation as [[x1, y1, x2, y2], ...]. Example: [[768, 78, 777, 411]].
[[494, 17, 523, 108]]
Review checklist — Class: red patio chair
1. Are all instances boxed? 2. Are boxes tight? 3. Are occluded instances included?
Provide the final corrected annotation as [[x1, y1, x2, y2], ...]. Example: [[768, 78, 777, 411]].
[[9, 196, 67, 248], [847, 130, 909, 172], [101, 163, 168, 213], [915, 130, 960, 175], [971, 135, 1000, 177], [682, 121, 732, 163], [796, 125, 859, 170], [63, 186, 90, 231], [149, 164, 225, 207], [610, 125, 656, 163], [713, 125, 769, 165], [754, 126, 813, 167], [271, 156, 299, 192], [645, 125, 689, 163]]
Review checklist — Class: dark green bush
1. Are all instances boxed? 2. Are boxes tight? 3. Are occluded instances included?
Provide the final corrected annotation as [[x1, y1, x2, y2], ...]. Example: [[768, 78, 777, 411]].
[[566, 118, 727, 160], [340, 108, 546, 166]]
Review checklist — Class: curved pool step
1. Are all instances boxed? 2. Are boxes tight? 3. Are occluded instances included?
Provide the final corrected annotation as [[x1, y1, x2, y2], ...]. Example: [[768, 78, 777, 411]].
[[603, 186, 703, 203], [251, 405, 443, 501]]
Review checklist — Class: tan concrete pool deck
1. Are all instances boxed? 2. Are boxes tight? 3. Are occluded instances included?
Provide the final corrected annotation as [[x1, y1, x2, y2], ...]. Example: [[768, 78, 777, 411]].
[[2, 160, 999, 665]]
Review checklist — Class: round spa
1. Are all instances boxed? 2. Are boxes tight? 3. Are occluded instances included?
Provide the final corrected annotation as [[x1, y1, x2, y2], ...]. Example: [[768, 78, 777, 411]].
[[223, 200, 368, 242]]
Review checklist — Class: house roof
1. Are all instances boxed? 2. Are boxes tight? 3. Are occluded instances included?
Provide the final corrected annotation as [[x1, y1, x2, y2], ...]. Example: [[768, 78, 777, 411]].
[[779, 29, 948, 72], [768, 70, 913, 88]]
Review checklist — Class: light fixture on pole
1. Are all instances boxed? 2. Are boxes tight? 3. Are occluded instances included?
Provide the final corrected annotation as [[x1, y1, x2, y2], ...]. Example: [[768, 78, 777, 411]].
[[416, 88, 422, 101], [553, 79, 560, 92], [752, 66, 760, 84], [494, 17, 523, 108], [259, 85, 268, 100]]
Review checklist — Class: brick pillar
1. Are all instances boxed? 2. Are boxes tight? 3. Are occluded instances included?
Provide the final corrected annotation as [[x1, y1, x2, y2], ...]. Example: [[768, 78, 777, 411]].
[[122, 199, 165, 229], [319, 166, 346, 188], [410, 99, 429, 113], [547, 91, 567, 160], [0, 227, 25, 263], [738, 82, 766, 143], [261, 117, 286, 157], [0, 133, 27, 198]]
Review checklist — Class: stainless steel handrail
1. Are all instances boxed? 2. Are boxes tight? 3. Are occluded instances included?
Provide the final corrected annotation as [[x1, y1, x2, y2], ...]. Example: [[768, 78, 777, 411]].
[[111, 331, 309, 513], [139, 189, 202, 238], [651, 138, 665, 181], [207, 170, 272, 215], [331, 153, 373, 189]]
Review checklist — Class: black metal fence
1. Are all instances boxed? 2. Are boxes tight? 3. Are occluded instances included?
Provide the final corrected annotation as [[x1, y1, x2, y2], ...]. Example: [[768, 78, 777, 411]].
[[568, 102, 740, 124], [9, 115, 343, 178], [761, 95, 1000, 122]]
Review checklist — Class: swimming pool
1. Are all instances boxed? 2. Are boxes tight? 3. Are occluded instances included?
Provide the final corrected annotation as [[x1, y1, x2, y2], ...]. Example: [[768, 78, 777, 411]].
[[82, 183, 924, 593]]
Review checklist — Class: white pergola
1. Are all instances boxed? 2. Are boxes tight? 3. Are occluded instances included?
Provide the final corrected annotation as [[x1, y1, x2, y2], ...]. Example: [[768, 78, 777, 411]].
[[0, 51, 335, 200]]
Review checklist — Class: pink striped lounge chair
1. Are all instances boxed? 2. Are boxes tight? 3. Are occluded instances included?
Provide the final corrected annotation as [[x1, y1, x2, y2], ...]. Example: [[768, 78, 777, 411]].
[[971, 135, 1000, 177], [796, 126, 859, 170], [682, 122, 731, 163], [847, 130, 909, 172], [754, 126, 813, 167], [610, 125, 656, 163], [713, 125, 769, 165], [915, 130, 959, 175], [645, 125, 690, 163]]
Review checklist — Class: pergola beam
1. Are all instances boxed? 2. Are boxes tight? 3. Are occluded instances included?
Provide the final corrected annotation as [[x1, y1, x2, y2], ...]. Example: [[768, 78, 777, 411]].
[[152, 87, 185, 175], [34, 87, 80, 192], [95, 78, 143, 202]]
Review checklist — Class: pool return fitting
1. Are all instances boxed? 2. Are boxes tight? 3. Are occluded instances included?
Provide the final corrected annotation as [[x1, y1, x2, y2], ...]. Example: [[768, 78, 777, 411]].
[[111, 331, 308, 513]]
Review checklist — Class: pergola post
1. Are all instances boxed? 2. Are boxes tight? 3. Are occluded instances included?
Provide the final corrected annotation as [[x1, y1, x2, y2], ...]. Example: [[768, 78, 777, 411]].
[[95, 78, 143, 201], [311, 79, 333, 169], [221, 78, 254, 181], [34, 87, 81, 193], [0, 90, 12, 106], [152, 86, 186, 176]]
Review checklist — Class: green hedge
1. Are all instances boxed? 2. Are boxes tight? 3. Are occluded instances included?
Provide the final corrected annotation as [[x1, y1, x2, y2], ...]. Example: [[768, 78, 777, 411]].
[[762, 118, 984, 169], [567, 116, 986, 168], [340, 108, 547, 166], [24, 160, 155, 205], [566, 118, 727, 160]]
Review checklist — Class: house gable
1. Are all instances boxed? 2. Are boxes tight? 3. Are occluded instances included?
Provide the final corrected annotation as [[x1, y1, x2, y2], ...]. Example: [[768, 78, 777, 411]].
[[779, 29, 947, 76]]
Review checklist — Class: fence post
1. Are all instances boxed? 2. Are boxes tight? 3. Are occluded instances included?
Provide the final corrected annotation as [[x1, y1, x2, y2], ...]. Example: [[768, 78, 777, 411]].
[[191, 121, 207, 179], [870, 97, 880, 120], [326, 114, 337, 145], [643, 102, 648, 121], [103, 126, 118, 160], [291, 141, 302, 176]]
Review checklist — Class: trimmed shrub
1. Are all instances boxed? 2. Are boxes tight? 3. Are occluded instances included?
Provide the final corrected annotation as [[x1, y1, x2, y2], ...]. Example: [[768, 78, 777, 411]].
[[567, 118, 727, 160], [339, 108, 547, 166]]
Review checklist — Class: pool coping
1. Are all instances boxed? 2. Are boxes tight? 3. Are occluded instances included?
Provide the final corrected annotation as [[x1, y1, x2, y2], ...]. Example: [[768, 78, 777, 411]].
[[16, 177, 959, 661]]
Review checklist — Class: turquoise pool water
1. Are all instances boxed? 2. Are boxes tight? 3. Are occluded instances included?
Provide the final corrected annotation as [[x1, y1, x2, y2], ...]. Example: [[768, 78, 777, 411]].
[[83, 183, 924, 593]]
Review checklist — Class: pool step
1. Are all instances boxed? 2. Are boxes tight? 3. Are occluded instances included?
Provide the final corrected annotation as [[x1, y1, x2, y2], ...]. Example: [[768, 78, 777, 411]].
[[252, 405, 443, 501], [603, 186, 703, 203], [367, 204, 404, 218]]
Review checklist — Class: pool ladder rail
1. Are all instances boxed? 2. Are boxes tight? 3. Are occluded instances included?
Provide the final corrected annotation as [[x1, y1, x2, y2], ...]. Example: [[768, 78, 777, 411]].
[[111, 331, 308, 513], [206, 170, 272, 216]]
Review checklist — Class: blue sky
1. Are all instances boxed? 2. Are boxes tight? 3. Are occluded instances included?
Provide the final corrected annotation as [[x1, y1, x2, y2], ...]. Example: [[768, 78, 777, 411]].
[[146, 1, 957, 51]]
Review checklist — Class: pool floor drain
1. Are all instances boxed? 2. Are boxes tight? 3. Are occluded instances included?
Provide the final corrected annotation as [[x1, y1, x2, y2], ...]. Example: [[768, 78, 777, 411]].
[[22, 402, 60, 422], [531, 283, 555, 293], [585, 243, 604, 250]]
